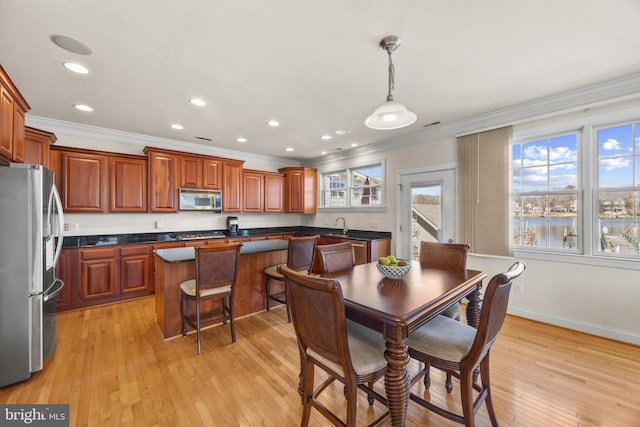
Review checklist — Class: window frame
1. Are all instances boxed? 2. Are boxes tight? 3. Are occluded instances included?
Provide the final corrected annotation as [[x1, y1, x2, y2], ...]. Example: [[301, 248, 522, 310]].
[[512, 105, 640, 270], [318, 158, 386, 211]]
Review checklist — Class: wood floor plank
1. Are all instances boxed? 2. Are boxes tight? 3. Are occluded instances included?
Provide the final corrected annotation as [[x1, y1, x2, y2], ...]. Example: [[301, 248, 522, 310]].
[[1, 296, 638, 426]]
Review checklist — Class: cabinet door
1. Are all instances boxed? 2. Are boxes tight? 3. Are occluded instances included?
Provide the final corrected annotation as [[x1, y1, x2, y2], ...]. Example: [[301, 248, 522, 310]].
[[62, 151, 108, 212], [0, 86, 13, 160], [55, 249, 72, 310], [264, 173, 284, 213], [242, 170, 263, 212], [202, 158, 222, 189], [348, 240, 369, 265], [148, 150, 178, 212], [110, 157, 147, 212], [223, 161, 242, 212], [24, 127, 56, 168], [80, 248, 117, 300], [179, 156, 202, 188], [11, 104, 25, 163], [120, 245, 152, 294], [280, 167, 317, 214]]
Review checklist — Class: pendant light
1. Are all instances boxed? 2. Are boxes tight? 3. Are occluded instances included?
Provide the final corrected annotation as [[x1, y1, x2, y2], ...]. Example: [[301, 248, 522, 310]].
[[365, 35, 417, 130]]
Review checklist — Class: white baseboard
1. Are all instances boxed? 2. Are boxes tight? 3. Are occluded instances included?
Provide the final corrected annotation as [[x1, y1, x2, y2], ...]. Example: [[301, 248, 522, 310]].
[[507, 307, 640, 347]]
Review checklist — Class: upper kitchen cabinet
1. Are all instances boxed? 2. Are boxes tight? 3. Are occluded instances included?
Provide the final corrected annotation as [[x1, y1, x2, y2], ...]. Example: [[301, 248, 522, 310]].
[[179, 154, 223, 190], [145, 147, 179, 212], [24, 126, 57, 168], [242, 169, 284, 213], [58, 148, 108, 213], [110, 155, 148, 212], [0, 65, 30, 165], [223, 160, 244, 212], [278, 167, 317, 214], [264, 171, 284, 213], [51, 146, 147, 213]]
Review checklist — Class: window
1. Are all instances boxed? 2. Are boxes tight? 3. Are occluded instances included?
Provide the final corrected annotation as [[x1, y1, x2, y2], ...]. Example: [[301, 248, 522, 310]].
[[512, 133, 580, 252], [596, 123, 640, 256], [320, 162, 384, 208], [512, 116, 640, 260]]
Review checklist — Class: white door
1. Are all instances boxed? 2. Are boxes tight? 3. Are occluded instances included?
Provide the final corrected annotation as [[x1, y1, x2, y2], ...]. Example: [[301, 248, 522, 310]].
[[397, 167, 456, 260]]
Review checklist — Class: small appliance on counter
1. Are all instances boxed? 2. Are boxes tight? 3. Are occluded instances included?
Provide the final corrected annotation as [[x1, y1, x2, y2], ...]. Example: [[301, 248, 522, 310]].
[[227, 216, 239, 236]]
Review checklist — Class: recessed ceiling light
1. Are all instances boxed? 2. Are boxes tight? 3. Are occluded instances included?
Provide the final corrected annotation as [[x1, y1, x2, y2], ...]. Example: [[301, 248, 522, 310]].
[[236, 137, 247, 143], [62, 62, 89, 74], [73, 104, 93, 112], [50, 35, 93, 55], [267, 120, 280, 127], [351, 143, 358, 147], [335, 129, 348, 135], [321, 151, 327, 155], [321, 135, 332, 140], [285, 147, 294, 152], [190, 98, 206, 106], [170, 124, 183, 130]]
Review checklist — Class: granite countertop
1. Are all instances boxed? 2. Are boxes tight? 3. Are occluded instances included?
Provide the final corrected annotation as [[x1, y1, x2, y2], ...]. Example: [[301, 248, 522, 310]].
[[153, 239, 289, 263], [62, 226, 392, 249]]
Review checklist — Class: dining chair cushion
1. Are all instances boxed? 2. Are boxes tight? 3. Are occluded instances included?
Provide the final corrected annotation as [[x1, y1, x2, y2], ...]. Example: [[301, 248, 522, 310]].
[[308, 319, 387, 377], [179, 279, 232, 298], [408, 315, 476, 362], [264, 264, 285, 279], [440, 302, 461, 319]]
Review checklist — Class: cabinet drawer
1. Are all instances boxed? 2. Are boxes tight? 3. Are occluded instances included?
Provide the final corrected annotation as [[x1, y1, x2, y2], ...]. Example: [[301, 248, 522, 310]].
[[81, 247, 116, 261]]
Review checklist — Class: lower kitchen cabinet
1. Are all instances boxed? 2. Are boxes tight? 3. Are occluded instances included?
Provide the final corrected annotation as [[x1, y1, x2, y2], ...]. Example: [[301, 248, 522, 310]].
[[57, 244, 155, 311]]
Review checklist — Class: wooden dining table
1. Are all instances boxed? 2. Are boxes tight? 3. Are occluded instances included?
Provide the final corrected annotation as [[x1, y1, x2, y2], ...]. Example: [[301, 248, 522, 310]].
[[322, 260, 487, 427]]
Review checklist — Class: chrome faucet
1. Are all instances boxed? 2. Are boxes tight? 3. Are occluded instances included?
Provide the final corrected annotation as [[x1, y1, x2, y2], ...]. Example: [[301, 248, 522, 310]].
[[335, 217, 348, 235]]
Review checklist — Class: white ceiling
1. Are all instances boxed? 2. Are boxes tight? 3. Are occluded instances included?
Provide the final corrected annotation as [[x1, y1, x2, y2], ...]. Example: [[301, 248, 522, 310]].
[[2, 0, 640, 160]]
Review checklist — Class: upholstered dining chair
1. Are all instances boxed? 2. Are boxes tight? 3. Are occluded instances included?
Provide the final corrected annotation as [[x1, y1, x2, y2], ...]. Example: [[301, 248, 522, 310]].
[[179, 242, 242, 354], [264, 235, 319, 322], [408, 261, 526, 427], [311, 242, 356, 274], [280, 266, 389, 427]]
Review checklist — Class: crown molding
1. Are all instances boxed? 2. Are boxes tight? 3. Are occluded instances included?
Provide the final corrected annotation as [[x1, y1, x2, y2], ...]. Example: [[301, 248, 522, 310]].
[[25, 116, 300, 167], [303, 72, 640, 167]]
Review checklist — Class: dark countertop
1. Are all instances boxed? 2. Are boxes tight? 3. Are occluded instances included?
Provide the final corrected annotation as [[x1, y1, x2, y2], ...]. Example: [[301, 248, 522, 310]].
[[62, 226, 392, 248], [153, 239, 289, 263]]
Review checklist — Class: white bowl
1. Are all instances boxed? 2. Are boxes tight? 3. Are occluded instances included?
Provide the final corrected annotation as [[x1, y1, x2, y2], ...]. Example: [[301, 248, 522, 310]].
[[376, 262, 411, 279]]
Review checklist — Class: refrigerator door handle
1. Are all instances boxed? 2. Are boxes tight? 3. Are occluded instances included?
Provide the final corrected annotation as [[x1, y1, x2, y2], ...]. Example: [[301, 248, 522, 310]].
[[43, 279, 64, 303], [50, 185, 65, 267]]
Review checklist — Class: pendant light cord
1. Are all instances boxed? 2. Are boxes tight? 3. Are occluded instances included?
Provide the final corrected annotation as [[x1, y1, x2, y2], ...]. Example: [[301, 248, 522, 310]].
[[387, 49, 395, 102]]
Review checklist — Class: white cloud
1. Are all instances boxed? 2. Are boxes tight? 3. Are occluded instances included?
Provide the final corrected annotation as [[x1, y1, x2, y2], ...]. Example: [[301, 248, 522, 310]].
[[602, 138, 622, 151], [599, 157, 631, 171]]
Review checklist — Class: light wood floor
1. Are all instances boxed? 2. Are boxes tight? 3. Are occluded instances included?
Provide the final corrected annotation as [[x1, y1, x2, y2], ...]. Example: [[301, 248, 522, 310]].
[[1, 296, 639, 426]]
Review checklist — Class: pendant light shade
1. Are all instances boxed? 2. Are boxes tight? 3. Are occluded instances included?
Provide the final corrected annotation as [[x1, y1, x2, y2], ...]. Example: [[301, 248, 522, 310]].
[[365, 36, 417, 130]]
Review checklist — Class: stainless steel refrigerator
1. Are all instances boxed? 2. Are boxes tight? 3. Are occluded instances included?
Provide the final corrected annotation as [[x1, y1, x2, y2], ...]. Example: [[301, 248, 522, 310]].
[[0, 163, 65, 387]]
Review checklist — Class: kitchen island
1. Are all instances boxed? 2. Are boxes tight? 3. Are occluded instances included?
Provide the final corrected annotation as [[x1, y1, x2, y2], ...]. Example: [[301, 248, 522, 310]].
[[153, 240, 289, 339]]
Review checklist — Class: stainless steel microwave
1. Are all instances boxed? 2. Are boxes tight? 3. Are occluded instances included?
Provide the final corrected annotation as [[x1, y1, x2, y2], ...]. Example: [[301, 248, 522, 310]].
[[178, 188, 222, 212]]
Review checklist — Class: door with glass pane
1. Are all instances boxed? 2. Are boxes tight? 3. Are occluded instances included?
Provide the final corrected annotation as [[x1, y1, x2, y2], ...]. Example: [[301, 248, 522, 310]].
[[399, 169, 455, 260]]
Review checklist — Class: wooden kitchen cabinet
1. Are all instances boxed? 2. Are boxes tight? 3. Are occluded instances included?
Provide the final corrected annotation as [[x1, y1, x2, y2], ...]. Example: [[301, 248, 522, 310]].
[[223, 160, 243, 212], [179, 155, 223, 190], [80, 247, 117, 301], [24, 126, 56, 168], [278, 167, 317, 214], [264, 171, 284, 213], [0, 65, 30, 165], [119, 245, 153, 295], [110, 155, 147, 212], [60, 149, 108, 213], [145, 148, 179, 212], [242, 169, 264, 212]]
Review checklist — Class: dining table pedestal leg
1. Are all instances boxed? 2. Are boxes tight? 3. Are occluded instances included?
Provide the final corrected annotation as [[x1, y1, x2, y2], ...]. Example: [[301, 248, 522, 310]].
[[383, 324, 411, 427]]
